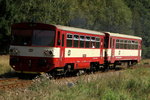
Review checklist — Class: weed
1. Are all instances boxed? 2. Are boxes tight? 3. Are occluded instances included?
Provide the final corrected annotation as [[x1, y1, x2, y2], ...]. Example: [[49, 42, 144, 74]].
[[0, 58, 150, 100]]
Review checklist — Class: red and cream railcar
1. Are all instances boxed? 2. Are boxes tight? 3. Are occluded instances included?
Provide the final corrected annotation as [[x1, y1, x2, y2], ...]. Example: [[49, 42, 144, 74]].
[[104, 32, 142, 66], [9, 23, 105, 73]]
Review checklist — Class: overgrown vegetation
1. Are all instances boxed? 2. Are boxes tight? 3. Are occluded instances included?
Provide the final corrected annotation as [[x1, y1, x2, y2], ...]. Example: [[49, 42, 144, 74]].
[[0, 67, 150, 100], [0, 0, 150, 58], [0, 57, 150, 100], [0, 55, 11, 75]]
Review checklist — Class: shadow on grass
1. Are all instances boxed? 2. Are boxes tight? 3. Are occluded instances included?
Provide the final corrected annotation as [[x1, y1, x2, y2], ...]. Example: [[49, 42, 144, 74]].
[[0, 71, 18, 78], [0, 66, 128, 80], [0, 71, 38, 80], [114, 67, 124, 71]]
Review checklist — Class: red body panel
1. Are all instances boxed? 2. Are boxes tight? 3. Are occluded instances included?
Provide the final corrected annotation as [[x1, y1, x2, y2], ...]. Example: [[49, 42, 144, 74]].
[[104, 32, 142, 63], [10, 56, 104, 72], [10, 23, 142, 73]]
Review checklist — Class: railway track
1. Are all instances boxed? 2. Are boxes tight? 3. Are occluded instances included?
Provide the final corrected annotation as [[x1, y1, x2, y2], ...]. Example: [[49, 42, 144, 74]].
[[0, 68, 122, 90], [52, 67, 126, 85], [0, 77, 32, 90], [53, 65, 143, 85], [0, 65, 142, 90]]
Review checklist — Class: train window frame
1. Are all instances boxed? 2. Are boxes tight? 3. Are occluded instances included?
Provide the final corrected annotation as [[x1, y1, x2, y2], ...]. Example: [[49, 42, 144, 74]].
[[91, 37, 96, 48], [135, 41, 138, 49], [119, 39, 123, 49], [67, 33, 73, 39], [95, 37, 100, 48], [120, 39, 123, 43], [91, 37, 96, 41], [128, 40, 131, 43], [85, 36, 90, 48], [116, 39, 119, 43], [73, 34, 79, 48], [128, 40, 131, 49], [124, 40, 127, 49], [116, 39, 119, 49], [67, 33, 73, 47], [32, 30, 55, 46], [79, 35, 85, 48], [130, 41, 135, 49]]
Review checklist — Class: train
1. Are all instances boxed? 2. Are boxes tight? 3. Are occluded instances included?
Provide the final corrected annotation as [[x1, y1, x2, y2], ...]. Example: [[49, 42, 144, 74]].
[[9, 23, 142, 75]]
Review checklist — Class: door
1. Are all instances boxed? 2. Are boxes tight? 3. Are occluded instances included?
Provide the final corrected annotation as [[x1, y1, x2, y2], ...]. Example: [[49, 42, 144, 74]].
[[60, 32, 65, 67], [138, 40, 142, 61], [111, 39, 115, 63], [100, 38, 104, 64]]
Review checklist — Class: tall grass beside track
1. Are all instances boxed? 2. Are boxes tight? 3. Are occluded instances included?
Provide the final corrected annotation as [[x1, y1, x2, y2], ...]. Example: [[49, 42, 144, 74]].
[[0, 57, 150, 100], [0, 55, 12, 75]]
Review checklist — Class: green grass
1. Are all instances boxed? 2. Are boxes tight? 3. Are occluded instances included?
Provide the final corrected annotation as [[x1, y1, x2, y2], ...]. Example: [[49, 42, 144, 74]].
[[0, 57, 150, 100], [0, 67, 150, 100]]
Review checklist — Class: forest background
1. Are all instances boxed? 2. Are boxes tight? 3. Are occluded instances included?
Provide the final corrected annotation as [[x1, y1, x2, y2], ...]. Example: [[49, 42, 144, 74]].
[[0, 0, 150, 58]]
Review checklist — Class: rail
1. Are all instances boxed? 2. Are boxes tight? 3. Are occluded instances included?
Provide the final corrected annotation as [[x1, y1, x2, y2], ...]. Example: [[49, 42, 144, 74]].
[[0, 78, 32, 90]]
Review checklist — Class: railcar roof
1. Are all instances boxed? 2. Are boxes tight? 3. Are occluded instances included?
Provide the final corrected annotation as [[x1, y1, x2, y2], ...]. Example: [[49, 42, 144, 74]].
[[54, 25, 104, 36], [105, 32, 142, 40]]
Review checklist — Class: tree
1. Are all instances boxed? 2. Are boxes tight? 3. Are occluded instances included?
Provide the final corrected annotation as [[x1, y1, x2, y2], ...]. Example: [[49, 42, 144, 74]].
[[13, 0, 73, 25], [0, 0, 149, 58], [124, 0, 150, 58], [69, 0, 133, 34], [0, 0, 16, 53]]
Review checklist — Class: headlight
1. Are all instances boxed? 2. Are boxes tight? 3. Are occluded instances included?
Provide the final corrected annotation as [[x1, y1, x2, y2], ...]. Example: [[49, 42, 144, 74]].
[[43, 50, 54, 56], [9, 48, 20, 56]]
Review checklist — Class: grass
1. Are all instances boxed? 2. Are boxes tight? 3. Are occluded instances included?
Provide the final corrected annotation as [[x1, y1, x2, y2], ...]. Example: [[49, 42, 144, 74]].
[[0, 56, 150, 100], [138, 59, 150, 65], [1, 67, 150, 100], [0, 55, 12, 75]]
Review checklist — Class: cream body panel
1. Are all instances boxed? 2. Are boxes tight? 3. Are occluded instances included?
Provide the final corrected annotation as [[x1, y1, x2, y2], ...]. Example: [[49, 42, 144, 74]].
[[106, 49, 140, 57], [10, 46, 60, 58], [115, 49, 139, 56], [65, 48, 101, 58]]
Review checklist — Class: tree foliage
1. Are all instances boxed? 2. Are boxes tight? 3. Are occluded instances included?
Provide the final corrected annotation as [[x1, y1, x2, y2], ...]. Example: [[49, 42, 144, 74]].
[[0, 0, 149, 58]]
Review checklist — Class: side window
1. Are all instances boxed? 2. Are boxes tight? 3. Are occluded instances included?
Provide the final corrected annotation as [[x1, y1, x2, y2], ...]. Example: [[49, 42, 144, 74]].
[[116, 39, 119, 49], [73, 35, 79, 47], [124, 40, 127, 49], [131, 41, 135, 49], [80, 36, 85, 48], [95, 37, 100, 48], [120, 40, 124, 49], [135, 41, 138, 49], [128, 40, 131, 49], [91, 37, 96, 48], [85, 36, 90, 48], [67, 34, 73, 47]]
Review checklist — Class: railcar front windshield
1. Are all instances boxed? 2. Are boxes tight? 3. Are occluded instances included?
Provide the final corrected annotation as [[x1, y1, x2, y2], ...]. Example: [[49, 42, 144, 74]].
[[11, 29, 55, 46]]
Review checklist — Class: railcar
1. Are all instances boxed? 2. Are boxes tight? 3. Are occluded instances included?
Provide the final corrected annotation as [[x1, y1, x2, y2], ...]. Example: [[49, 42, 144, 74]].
[[104, 32, 142, 68], [9, 23, 105, 74]]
